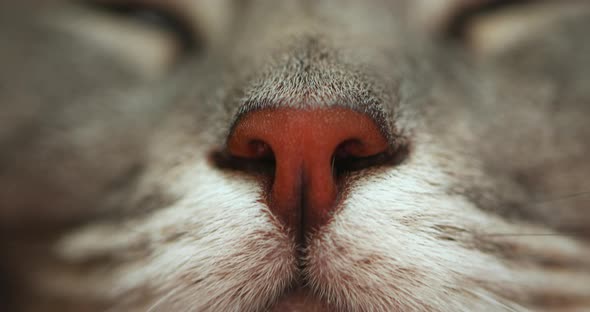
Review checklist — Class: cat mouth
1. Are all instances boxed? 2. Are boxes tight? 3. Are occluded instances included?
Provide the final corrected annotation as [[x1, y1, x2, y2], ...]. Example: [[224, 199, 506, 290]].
[[266, 242, 333, 311], [269, 287, 330, 312]]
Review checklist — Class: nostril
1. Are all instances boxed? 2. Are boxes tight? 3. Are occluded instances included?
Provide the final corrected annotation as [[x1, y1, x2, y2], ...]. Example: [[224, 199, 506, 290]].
[[334, 139, 365, 159], [213, 139, 276, 175], [246, 140, 274, 160], [332, 139, 395, 175]]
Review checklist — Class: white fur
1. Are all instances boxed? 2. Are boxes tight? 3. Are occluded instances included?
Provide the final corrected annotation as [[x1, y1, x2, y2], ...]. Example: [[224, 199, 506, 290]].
[[37, 136, 590, 311]]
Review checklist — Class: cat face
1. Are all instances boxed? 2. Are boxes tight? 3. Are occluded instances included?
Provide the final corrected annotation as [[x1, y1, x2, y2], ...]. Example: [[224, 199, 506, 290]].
[[1, 1, 589, 311]]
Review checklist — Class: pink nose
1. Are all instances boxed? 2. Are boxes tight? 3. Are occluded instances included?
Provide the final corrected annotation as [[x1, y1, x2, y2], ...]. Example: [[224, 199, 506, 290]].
[[227, 108, 388, 236]]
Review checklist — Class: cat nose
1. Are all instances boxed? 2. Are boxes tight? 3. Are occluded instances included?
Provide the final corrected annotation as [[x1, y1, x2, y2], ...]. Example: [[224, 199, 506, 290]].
[[227, 107, 389, 238]]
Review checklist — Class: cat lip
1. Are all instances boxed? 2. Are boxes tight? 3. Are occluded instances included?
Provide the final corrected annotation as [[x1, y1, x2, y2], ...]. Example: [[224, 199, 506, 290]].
[[269, 287, 330, 312]]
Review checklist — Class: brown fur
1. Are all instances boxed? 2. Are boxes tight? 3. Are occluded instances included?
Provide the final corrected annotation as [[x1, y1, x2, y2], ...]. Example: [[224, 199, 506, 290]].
[[1, 1, 589, 311]]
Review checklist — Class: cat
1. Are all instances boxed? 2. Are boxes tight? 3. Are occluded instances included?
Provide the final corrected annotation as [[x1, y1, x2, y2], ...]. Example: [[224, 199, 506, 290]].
[[1, 1, 589, 311]]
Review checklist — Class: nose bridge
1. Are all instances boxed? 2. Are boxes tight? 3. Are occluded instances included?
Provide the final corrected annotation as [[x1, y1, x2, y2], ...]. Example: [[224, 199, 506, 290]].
[[234, 0, 401, 44], [229, 1, 402, 107], [230, 0, 404, 61], [230, 2, 398, 125], [235, 42, 388, 124]]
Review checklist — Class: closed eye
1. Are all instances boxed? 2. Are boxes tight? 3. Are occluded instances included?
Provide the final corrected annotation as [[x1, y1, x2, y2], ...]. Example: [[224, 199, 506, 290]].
[[445, 0, 533, 41], [52, 0, 203, 78], [441, 0, 589, 55], [85, 0, 199, 53]]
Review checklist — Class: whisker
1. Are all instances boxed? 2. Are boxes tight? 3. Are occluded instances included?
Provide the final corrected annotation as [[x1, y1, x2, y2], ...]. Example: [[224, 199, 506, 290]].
[[479, 231, 583, 237], [146, 287, 181, 312], [403, 191, 449, 196], [478, 233, 574, 237], [531, 191, 590, 204]]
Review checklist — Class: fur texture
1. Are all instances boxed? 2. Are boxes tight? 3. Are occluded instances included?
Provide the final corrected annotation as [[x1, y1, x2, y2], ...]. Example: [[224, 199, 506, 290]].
[[1, 1, 589, 311]]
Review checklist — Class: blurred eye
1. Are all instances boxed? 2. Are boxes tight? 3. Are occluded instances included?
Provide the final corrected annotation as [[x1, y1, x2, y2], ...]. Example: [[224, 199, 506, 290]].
[[51, 0, 202, 78], [439, 1, 589, 56], [444, 0, 530, 41], [86, 0, 199, 52]]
